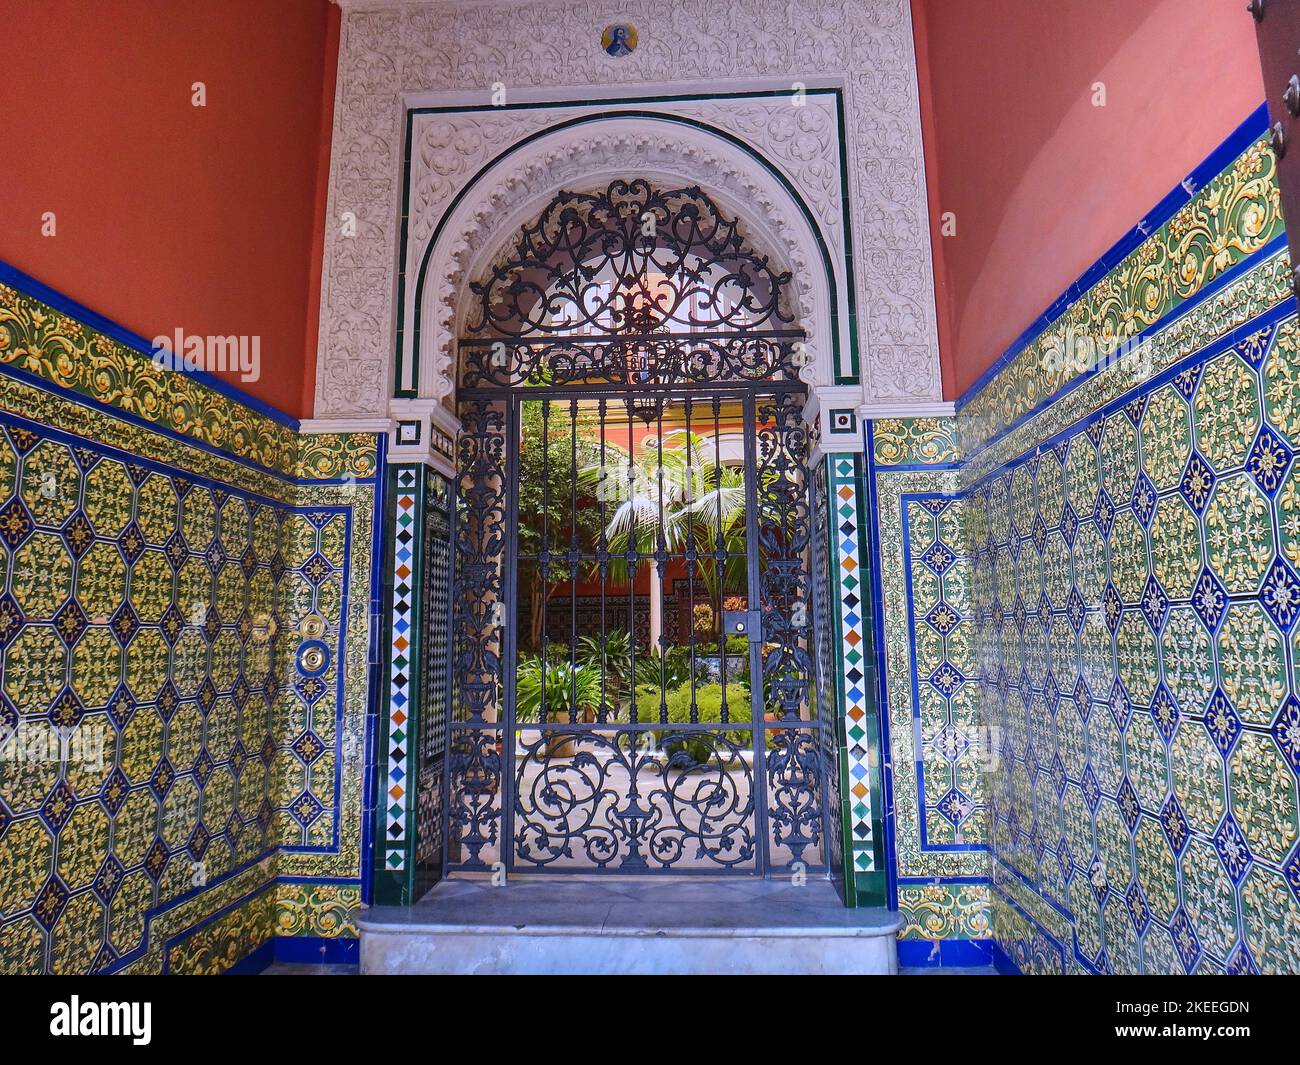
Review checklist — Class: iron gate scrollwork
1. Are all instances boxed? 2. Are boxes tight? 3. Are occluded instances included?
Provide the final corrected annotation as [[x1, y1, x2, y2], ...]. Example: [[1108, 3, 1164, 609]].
[[442, 180, 835, 877]]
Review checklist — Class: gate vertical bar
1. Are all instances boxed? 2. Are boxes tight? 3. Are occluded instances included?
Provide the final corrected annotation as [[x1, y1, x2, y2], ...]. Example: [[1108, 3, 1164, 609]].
[[500, 395, 522, 874], [741, 391, 770, 876]]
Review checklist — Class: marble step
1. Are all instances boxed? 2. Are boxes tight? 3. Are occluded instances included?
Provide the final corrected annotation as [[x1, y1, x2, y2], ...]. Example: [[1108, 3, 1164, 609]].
[[359, 876, 901, 975]]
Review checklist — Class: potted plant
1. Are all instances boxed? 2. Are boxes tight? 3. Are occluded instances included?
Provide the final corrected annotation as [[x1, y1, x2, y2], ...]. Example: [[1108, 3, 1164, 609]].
[[515, 653, 604, 757]]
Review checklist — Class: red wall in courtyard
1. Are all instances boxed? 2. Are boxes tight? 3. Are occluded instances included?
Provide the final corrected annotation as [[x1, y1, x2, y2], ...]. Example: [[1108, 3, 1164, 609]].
[[0, 0, 339, 419], [911, 0, 1266, 400]]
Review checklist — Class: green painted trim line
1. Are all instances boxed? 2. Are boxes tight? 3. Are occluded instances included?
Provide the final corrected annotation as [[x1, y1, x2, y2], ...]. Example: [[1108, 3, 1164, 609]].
[[832, 97, 860, 384], [409, 86, 842, 116], [394, 108, 417, 394]]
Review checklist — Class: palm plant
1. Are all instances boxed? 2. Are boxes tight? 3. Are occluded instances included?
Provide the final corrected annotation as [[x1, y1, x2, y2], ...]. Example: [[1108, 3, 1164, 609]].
[[577, 429, 749, 611], [577, 431, 686, 584], [677, 460, 748, 607], [577, 630, 634, 706]]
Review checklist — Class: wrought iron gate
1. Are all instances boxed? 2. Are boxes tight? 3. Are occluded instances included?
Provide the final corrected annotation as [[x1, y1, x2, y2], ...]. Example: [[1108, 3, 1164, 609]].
[[441, 180, 835, 877]]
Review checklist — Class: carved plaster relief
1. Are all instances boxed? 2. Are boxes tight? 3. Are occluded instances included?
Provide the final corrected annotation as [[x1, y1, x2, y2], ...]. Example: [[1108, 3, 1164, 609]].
[[317, 0, 940, 419], [411, 116, 841, 403]]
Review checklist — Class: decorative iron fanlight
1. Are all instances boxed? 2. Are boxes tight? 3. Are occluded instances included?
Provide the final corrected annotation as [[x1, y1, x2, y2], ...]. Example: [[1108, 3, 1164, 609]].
[[458, 181, 804, 390]]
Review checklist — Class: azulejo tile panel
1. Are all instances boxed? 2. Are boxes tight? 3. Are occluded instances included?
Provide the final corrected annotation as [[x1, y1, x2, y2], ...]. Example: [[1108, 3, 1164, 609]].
[[868, 423, 989, 944], [0, 282, 301, 477], [0, 417, 291, 973], [274, 881, 361, 940], [872, 417, 963, 467], [0, 277, 380, 973], [897, 880, 991, 942], [904, 493, 984, 848], [864, 128, 1298, 971], [976, 312, 1300, 974], [166, 881, 277, 975]]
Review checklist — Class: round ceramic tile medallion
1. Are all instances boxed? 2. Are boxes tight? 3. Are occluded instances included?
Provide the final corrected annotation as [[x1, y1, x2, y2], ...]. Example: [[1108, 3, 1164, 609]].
[[601, 24, 636, 57]]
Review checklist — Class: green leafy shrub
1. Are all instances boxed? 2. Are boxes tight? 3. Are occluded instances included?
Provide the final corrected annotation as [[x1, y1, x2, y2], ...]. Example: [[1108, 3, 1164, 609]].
[[634, 646, 694, 691], [724, 634, 750, 656], [625, 683, 667, 723], [645, 682, 752, 765], [578, 630, 631, 670], [515, 654, 604, 723]]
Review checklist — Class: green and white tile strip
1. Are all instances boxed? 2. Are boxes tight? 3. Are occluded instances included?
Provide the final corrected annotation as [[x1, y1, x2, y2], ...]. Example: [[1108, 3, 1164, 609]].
[[384, 466, 422, 874], [827, 454, 884, 901]]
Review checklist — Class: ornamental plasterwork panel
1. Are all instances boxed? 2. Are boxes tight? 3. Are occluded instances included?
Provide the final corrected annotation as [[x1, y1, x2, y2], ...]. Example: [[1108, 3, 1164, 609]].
[[406, 95, 844, 263], [412, 116, 841, 402], [316, 0, 941, 419]]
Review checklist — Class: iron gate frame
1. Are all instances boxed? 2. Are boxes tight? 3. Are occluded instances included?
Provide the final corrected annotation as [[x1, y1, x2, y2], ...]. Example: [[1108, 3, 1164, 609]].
[[442, 377, 835, 878], [439, 178, 838, 880]]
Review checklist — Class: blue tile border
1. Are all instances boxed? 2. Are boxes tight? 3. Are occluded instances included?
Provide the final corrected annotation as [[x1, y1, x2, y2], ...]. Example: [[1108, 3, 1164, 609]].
[[963, 231, 1291, 468], [955, 103, 1271, 416], [862, 421, 901, 907], [964, 293, 1298, 495], [0, 259, 300, 430], [897, 937, 995, 968], [990, 872, 1075, 974], [272, 934, 360, 967], [222, 935, 361, 973], [223, 938, 275, 974], [990, 939, 1022, 975]]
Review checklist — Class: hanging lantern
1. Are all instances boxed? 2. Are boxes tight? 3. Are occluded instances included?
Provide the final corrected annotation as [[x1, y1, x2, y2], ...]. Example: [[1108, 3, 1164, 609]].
[[617, 292, 666, 422]]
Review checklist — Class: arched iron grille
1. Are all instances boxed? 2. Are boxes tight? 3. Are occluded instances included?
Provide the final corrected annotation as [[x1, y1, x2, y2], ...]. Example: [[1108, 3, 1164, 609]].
[[458, 179, 807, 389], [441, 180, 837, 879]]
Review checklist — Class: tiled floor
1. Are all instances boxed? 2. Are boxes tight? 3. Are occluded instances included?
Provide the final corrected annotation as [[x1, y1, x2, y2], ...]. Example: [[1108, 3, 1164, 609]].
[[359, 875, 904, 974], [262, 878, 995, 975], [261, 967, 993, 972], [261, 962, 996, 975]]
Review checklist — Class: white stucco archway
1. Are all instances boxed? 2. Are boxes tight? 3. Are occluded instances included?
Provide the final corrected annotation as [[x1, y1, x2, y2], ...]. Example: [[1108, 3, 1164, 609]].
[[384, 107, 875, 469], [309, 3, 945, 443], [409, 114, 843, 405]]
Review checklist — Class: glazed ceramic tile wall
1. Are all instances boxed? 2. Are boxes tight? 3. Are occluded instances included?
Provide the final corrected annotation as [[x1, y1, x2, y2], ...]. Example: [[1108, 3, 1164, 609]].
[[267, 461, 377, 959], [0, 274, 379, 973], [867, 123, 1299, 971], [868, 417, 993, 958], [824, 454, 886, 900], [977, 306, 1300, 975]]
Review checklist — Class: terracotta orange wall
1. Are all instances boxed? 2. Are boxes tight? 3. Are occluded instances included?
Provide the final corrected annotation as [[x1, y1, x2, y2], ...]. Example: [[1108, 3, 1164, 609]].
[[912, 0, 1266, 399], [0, 0, 339, 419]]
